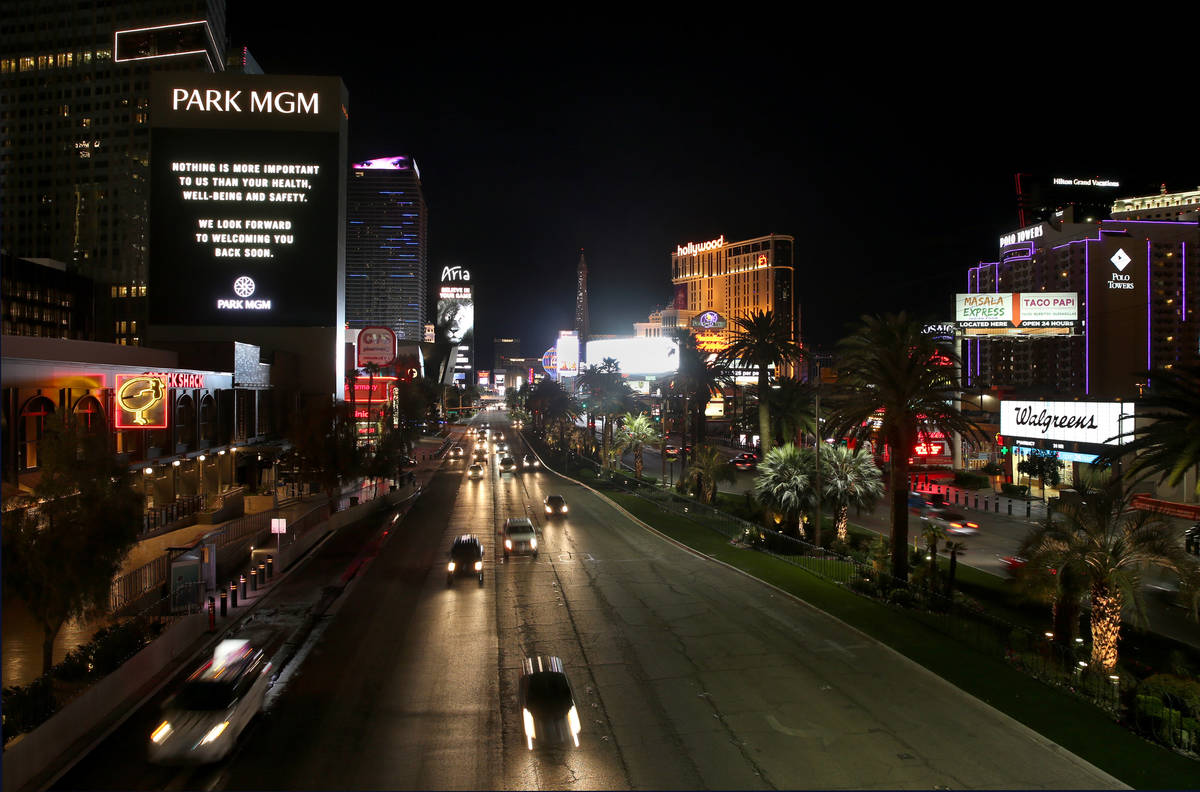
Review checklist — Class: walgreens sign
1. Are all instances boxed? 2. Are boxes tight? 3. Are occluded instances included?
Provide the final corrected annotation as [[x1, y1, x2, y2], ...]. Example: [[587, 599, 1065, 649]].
[[1000, 401, 1134, 447]]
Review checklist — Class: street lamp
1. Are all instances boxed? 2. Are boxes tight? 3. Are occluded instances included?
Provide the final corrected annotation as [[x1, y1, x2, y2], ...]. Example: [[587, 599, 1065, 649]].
[[142, 467, 154, 527], [218, 448, 227, 500], [198, 454, 207, 506], [171, 459, 181, 501]]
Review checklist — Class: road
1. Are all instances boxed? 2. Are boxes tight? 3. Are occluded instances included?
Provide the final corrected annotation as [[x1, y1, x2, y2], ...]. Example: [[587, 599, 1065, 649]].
[[53, 416, 1124, 790]]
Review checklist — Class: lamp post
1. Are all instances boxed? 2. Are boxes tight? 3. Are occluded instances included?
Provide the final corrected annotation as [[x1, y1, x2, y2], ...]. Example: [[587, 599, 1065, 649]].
[[143, 467, 154, 529], [171, 459, 181, 502], [198, 454, 207, 507], [218, 448, 227, 502]]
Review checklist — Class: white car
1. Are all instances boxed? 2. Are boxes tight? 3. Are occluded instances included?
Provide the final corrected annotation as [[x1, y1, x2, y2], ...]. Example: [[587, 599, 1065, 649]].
[[468, 463, 485, 479], [503, 517, 538, 558], [920, 508, 980, 536], [149, 640, 271, 764]]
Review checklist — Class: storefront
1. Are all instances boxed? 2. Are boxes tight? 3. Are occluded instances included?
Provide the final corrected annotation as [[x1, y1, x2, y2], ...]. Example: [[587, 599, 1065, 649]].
[[999, 399, 1133, 497]]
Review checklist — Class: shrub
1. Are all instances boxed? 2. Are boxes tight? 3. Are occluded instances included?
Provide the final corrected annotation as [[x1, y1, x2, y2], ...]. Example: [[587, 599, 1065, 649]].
[[981, 461, 1004, 476], [847, 576, 879, 597], [1136, 674, 1200, 717], [953, 470, 990, 490], [89, 620, 152, 675], [2, 677, 58, 740], [887, 588, 916, 607], [53, 643, 94, 681], [1001, 483, 1030, 498]]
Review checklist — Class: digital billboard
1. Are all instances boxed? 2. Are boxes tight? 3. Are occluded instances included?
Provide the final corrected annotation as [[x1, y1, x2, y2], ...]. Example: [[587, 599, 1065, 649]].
[[149, 73, 347, 329], [956, 293, 1079, 330], [557, 331, 579, 379], [585, 337, 679, 377], [436, 265, 474, 384]]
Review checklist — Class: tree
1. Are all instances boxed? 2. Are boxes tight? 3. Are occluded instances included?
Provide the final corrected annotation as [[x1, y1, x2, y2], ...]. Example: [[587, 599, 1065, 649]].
[[1017, 450, 1063, 500], [286, 397, 361, 512], [943, 539, 968, 598], [669, 331, 731, 462], [1018, 479, 1200, 671], [682, 444, 736, 504], [615, 412, 659, 480], [753, 443, 815, 538], [770, 377, 817, 448], [1, 422, 142, 674], [821, 444, 885, 543], [920, 519, 946, 591], [1099, 363, 1200, 497], [719, 310, 803, 455], [578, 359, 632, 471], [828, 312, 984, 583]]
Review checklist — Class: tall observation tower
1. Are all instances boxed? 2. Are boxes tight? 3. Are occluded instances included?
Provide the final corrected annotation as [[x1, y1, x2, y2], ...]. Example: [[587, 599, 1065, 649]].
[[575, 249, 590, 345]]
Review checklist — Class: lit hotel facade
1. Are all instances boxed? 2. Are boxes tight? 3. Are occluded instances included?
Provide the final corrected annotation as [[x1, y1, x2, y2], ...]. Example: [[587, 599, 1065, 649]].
[[669, 233, 796, 355]]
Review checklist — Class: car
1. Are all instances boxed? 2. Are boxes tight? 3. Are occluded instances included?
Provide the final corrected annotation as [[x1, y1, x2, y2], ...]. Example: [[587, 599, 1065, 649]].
[[921, 508, 979, 535], [499, 456, 517, 474], [503, 517, 538, 558], [449, 446, 464, 459], [447, 534, 484, 585], [730, 452, 757, 470], [544, 494, 568, 517], [663, 445, 679, 458], [468, 463, 484, 479], [494, 441, 509, 455], [149, 639, 272, 764], [522, 453, 540, 470], [472, 448, 488, 462], [518, 656, 581, 750]]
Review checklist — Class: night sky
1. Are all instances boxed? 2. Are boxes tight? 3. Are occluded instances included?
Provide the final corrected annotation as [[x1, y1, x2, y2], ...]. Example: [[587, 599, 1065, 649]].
[[225, 15, 1192, 367]]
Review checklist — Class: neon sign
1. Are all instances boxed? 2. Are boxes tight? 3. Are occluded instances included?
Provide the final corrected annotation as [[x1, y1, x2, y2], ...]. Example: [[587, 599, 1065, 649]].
[[143, 372, 205, 388], [116, 375, 168, 429], [999, 224, 1045, 247], [675, 235, 725, 257]]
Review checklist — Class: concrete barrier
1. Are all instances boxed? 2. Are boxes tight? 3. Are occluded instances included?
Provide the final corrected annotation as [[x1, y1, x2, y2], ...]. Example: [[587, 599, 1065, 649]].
[[2, 612, 207, 792]]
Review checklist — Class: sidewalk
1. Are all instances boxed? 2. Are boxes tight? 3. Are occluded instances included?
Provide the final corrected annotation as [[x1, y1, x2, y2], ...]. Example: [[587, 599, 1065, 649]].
[[4, 440, 454, 792]]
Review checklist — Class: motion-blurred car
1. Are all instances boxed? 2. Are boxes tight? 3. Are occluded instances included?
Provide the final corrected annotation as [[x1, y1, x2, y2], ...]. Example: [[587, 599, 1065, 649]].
[[494, 441, 509, 455], [522, 454, 540, 470], [503, 517, 538, 558], [518, 656, 581, 750], [447, 534, 484, 585], [149, 640, 271, 764], [499, 456, 517, 474], [920, 508, 979, 535], [468, 463, 484, 479], [544, 495, 568, 517], [449, 446, 464, 459], [730, 452, 757, 470]]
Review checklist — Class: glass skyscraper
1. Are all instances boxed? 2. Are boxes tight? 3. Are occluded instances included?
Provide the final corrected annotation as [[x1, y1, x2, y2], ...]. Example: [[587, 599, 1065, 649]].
[[346, 156, 428, 342]]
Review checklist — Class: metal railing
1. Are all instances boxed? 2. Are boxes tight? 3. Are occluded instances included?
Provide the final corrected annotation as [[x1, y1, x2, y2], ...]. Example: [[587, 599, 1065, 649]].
[[141, 494, 204, 534]]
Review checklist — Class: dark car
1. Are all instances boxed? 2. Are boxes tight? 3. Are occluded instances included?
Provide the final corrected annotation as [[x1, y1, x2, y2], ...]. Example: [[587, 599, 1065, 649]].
[[522, 453, 540, 470], [730, 452, 757, 470], [447, 534, 484, 585], [499, 456, 517, 474], [544, 494, 568, 517], [518, 656, 581, 750]]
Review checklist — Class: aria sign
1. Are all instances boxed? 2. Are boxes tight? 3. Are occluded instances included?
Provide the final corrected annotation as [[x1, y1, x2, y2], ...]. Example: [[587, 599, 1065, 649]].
[[115, 375, 168, 429]]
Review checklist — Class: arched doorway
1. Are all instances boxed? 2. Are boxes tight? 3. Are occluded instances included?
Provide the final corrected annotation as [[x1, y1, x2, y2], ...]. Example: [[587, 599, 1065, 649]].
[[18, 395, 56, 470], [199, 394, 217, 448], [72, 394, 105, 438], [175, 394, 196, 452]]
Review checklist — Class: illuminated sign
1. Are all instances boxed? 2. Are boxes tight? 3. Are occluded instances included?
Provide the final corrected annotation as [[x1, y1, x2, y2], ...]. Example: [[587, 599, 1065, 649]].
[[695, 333, 725, 353], [690, 310, 726, 331], [922, 322, 957, 341], [585, 337, 679, 377], [956, 293, 1079, 328], [143, 372, 205, 389], [1052, 177, 1120, 188], [999, 224, 1046, 247], [675, 235, 725, 257], [1000, 401, 1134, 447], [116, 375, 168, 429], [149, 73, 346, 329], [439, 265, 472, 283], [477, 371, 490, 387], [757, 254, 768, 266], [913, 442, 946, 456], [345, 375, 396, 403], [557, 332, 579, 379], [357, 326, 396, 367]]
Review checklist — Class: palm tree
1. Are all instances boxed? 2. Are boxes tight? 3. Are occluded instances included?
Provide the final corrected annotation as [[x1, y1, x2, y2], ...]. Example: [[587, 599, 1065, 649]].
[[1019, 479, 1200, 671], [670, 330, 731, 459], [682, 444, 736, 503], [920, 519, 946, 591], [719, 309, 803, 455], [615, 412, 659, 479], [770, 376, 817, 448], [1099, 363, 1200, 497], [578, 359, 632, 471], [943, 539, 968, 598], [753, 443, 815, 537], [821, 444, 885, 543], [828, 312, 984, 583]]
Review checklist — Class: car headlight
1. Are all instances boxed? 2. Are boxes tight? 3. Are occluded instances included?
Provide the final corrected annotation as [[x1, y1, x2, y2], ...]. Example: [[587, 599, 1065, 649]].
[[199, 721, 229, 745], [529, 537, 537, 549], [447, 561, 456, 572], [522, 707, 536, 748], [474, 561, 482, 571], [568, 705, 581, 745], [505, 539, 512, 549], [546, 506, 553, 513], [561, 505, 567, 513], [151, 720, 173, 744]]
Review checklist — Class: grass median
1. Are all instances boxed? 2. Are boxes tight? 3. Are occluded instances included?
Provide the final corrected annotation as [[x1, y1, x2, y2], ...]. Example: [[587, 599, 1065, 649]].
[[605, 488, 1199, 789]]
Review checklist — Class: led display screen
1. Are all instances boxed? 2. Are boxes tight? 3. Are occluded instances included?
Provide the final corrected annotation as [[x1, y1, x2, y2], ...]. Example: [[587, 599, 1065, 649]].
[[149, 73, 346, 328], [585, 337, 679, 377]]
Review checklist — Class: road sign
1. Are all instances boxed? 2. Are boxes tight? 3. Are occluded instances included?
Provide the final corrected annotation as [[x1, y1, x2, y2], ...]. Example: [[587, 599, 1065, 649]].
[[271, 518, 287, 534]]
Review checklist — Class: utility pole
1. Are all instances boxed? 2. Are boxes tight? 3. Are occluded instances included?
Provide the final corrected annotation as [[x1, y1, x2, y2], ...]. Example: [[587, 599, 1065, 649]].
[[814, 377, 821, 544]]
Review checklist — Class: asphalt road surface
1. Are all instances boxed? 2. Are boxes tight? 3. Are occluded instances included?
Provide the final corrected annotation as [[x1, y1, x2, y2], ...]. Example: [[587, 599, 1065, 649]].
[[53, 417, 1124, 790]]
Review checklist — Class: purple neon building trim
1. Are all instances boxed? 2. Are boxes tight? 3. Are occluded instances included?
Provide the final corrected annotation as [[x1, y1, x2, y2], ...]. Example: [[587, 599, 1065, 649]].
[[1183, 242, 1188, 322], [1147, 239, 1152, 371], [1085, 242, 1091, 395]]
